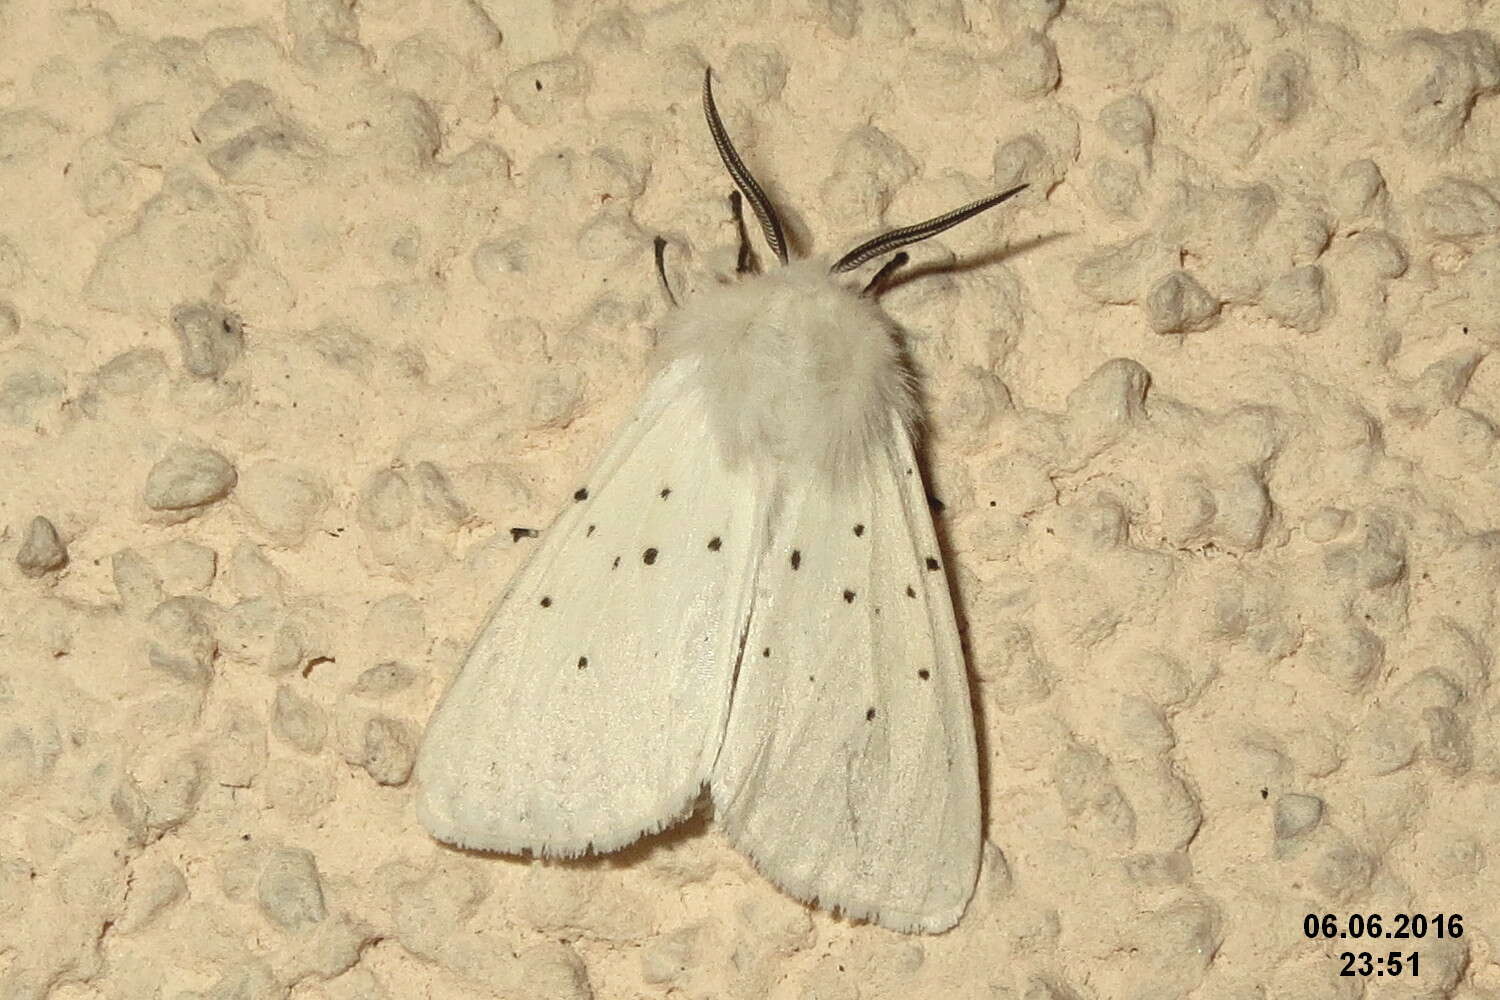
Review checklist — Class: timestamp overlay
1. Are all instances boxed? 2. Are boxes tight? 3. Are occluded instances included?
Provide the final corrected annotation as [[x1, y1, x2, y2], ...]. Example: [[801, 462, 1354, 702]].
[[1304, 913, 1465, 978]]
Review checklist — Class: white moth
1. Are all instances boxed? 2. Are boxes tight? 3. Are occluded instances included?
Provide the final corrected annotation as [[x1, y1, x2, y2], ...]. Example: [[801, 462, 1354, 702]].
[[415, 69, 1025, 934]]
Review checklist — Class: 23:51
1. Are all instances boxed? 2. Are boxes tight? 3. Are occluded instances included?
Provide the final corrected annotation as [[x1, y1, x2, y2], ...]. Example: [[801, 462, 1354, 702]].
[[1340, 951, 1419, 977]]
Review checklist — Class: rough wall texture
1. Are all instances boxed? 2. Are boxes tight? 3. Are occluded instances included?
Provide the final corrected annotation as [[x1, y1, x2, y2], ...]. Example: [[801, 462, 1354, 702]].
[[2, 0, 1498, 997]]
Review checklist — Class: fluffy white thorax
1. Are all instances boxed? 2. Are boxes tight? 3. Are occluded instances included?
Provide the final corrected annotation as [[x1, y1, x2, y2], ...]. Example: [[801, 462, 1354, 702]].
[[658, 259, 915, 478]]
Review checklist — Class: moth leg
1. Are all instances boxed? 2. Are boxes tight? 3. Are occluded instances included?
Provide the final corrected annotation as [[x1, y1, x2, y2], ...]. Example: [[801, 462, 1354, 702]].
[[861, 251, 910, 297], [729, 190, 754, 275], [653, 236, 679, 308]]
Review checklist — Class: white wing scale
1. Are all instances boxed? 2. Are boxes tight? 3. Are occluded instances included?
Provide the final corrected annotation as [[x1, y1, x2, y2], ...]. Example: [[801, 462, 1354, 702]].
[[417, 372, 979, 930], [709, 410, 980, 933], [415, 359, 761, 856]]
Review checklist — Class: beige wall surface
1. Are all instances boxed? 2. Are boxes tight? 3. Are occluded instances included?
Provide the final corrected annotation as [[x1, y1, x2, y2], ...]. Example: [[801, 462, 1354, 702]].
[[1, 0, 1497, 996]]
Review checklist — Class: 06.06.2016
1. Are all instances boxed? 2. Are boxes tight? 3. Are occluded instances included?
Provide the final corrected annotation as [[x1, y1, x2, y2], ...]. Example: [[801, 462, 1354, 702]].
[[1305, 912, 1463, 940]]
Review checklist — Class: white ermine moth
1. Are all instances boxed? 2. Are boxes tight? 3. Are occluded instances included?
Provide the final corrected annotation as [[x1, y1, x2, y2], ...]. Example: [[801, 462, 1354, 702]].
[[415, 68, 1026, 933]]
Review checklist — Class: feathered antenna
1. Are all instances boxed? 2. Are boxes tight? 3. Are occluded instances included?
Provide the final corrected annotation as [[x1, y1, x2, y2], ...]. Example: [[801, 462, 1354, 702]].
[[703, 68, 790, 267], [832, 185, 1028, 274]]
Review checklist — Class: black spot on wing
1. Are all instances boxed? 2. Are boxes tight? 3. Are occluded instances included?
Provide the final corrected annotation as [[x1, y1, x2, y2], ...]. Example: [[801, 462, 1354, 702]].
[[925, 556, 941, 571], [659, 486, 672, 499], [707, 536, 722, 551], [539, 596, 552, 608], [611, 556, 621, 569], [643, 547, 659, 565], [853, 523, 865, 537], [585, 524, 596, 537], [578, 656, 589, 669], [574, 487, 589, 501], [791, 549, 801, 570], [906, 585, 916, 598], [843, 589, 856, 603], [865, 707, 877, 721], [918, 669, 930, 680], [762, 647, 771, 658], [510, 527, 538, 543]]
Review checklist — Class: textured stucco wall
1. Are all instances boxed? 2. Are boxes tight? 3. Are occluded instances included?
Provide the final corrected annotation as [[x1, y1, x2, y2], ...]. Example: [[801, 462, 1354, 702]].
[[2, 0, 1498, 997]]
